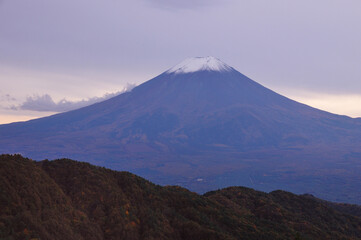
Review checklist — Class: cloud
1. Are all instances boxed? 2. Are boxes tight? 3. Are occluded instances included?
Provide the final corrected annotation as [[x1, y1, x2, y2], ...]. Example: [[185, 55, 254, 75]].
[[0, 94, 17, 110], [0, 94, 16, 102], [12, 83, 136, 112]]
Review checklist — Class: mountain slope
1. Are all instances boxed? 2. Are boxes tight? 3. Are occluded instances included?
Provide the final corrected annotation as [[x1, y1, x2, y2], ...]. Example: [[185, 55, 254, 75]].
[[1, 57, 361, 203], [1, 154, 361, 240]]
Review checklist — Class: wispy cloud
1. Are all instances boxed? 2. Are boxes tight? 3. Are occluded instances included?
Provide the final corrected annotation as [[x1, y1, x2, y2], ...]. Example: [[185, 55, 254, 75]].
[[11, 83, 136, 113], [0, 94, 16, 102]]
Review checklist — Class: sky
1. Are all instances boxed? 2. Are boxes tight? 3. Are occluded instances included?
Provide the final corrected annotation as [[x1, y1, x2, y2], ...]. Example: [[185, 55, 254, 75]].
[[1, 0, 361, 124]]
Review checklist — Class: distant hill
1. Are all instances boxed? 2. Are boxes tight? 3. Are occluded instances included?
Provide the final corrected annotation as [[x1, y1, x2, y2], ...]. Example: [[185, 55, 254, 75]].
[[1, 154, 360, 240], [1, 57, 361, 204]]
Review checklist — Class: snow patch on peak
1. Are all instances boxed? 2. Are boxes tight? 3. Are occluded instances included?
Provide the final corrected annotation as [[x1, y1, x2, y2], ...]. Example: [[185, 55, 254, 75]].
[[167, 56, 233, 74]]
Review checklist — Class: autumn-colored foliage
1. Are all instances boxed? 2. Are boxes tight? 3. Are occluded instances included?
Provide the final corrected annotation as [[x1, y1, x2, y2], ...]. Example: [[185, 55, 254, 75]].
[[1, 154, 360, 240]]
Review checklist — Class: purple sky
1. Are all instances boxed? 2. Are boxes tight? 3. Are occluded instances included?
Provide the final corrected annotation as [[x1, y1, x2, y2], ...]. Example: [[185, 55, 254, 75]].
[[1, 0, 361, 123]]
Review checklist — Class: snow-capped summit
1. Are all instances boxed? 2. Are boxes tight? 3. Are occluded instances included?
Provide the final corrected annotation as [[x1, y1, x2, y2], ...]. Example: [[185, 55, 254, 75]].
[[166, 56, 233, 74]]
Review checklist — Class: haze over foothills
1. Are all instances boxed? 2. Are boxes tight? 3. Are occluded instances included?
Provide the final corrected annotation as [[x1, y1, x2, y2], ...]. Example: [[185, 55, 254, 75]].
[[1, 0, 361, 124]]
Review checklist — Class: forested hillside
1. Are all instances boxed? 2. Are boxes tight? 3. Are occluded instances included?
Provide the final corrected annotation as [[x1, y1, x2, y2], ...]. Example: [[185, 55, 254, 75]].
[[1, 154, 360, 240]]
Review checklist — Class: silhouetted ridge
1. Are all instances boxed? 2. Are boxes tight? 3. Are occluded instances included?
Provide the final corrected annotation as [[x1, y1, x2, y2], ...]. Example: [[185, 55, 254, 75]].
[[1, 154, 360, 240]]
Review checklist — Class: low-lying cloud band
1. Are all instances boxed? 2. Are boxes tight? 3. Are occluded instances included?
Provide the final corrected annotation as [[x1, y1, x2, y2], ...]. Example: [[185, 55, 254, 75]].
[[11, 83, 136, 113]]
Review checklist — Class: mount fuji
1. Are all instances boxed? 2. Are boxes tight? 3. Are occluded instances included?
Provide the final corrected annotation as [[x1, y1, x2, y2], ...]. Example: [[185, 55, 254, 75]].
[[1, 57, 361, 203]]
